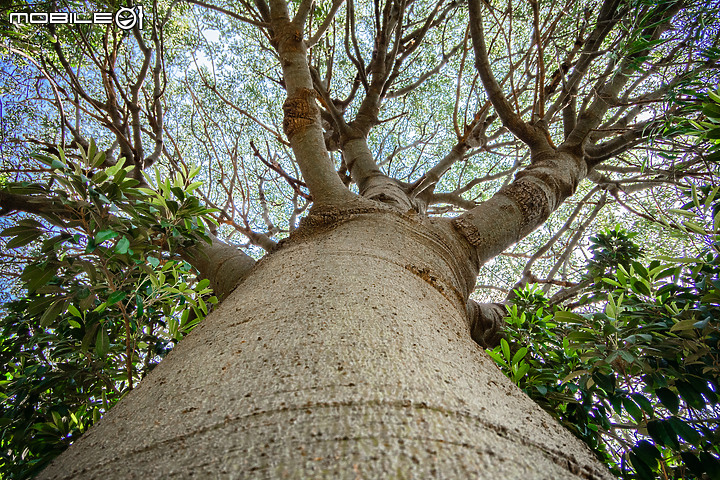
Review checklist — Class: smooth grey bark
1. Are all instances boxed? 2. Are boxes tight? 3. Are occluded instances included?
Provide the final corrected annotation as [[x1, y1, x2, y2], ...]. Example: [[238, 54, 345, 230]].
[[342, 137, 413, 210], [454, 149, 587, 265], [38, 208, 612, 479], [179, 233, 256, 300], [268, 0, 356, 205]]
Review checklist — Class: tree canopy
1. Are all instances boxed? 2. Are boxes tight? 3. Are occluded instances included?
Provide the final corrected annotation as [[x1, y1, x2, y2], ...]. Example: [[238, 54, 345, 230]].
[[0, 0, 719, 478]]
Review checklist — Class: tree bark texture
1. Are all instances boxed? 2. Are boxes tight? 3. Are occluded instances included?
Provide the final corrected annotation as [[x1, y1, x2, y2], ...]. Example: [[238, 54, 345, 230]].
[[38, 209, 611, 479]]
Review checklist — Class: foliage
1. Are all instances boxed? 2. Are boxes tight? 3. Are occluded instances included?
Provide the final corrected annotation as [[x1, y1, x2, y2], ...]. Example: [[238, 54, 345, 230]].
[[0, 143, 217, 478], [490, 176, 720, 477], [491, 226, 720, 478], [586, 227, 644, 279], [488, 88, 720, 479], [0, 0, 719, 477]]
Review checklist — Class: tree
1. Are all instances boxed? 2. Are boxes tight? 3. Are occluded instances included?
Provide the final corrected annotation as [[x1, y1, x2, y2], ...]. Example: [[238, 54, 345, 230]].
[[492, 222, 720, 479], [488, 90, 720, 479], [0, 0, 718, 478]]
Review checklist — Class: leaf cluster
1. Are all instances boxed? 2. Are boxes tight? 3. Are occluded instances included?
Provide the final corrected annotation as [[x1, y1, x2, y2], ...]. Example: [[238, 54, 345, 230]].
[[489, 219, 720, 478], [0, 143, 217, 478]]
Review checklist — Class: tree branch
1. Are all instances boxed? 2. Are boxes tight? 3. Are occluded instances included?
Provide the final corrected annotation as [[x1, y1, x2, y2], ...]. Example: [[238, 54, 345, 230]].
[[188, 0, 270, 27], [307, 0, 345, 47], [467, 299, 506, 348], [453, 149, 588, 265], [0, 191, 255, 301], [467, 0, 547, 149], [268, 0, 355, 204]]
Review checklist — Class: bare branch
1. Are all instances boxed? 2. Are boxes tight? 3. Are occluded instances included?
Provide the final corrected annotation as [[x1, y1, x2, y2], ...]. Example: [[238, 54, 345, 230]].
[[267, 0, 356, 204], [467, 0, 547, 149], [308, 0, 345, 47], [188, 0, 270, 28], [293, 0, 315, 27]]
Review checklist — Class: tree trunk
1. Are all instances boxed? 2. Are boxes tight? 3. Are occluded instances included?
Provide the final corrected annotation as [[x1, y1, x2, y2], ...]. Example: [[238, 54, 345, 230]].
[[38, 209, 611, 479]]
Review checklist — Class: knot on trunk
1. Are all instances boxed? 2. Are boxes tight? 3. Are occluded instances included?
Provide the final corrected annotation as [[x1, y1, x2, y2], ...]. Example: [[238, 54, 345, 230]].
[[499, 179, 551, 232], [277, 201, 393, 245], [451, 215, 484, 247], [283, 88, 318, 139], [467, 299, 506, 348], [273, 23, 304, 49]]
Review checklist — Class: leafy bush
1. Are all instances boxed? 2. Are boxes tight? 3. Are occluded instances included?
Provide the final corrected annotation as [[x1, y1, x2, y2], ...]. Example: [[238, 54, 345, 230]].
[[488, 84, 720, 480], [491, 224, 720, 479], [0, 144, 217, 478]]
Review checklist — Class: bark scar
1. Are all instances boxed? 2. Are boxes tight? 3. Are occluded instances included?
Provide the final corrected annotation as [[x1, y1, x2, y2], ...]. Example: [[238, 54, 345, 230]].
[[499, 180, 550, 231], [452, 216, 484, 247], [404, 264, 465, 307], [283, 88, 318, 139]]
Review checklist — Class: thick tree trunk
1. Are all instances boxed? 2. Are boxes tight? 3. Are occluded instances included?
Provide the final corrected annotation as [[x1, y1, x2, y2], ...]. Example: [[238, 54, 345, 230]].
[[38, 209, 611, 479]]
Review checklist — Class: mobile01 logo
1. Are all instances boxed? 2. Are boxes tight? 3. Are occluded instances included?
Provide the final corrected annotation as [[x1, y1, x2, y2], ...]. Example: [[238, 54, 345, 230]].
[[9, 6, 144, 31]]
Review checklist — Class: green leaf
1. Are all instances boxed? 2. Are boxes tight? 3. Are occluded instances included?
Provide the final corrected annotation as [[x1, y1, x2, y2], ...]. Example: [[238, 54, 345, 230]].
[[668, 208, 696, 218], [96, 328, 109, 356], [186, 181, 203, 193], [67, 304, 82, 318], [680, 451, 706, 477], [630, 393, 653, 414], [24, 264, 59, 292], [554, 310, 586, 323], [709, 90, 720, 104], [170, 186, 186, 200], [501, 338, 511, 361], [666, 416, 701, 445], [487, 349, 507, 367], [567, 330, 596, 344], [81, 323, 99, 351], [7, 230, 44, 249], [115, 236, 130, 254], [562, 369, 588, 383], [683, 221, 707, 235], [40, 299, 66, 328], [31, 153, 58, 167], [655, 387, 679, 413], [92, 151, 107, 168], [95, 230, 118, 244], [79, 292, 96, 310], [618, 350, 635, 363], [606, 294, 617, 318], [632, 440, 661, 468], [91, 170, 109, 183], [671, 318, 699, 332], [51, 159, 66, 170], [592, 372, 615, 393], [647, 420, 678, 448], [513, 362, 530, 383], [107, 291, 126, 306], [629, 451, 655, 480], [699, 452, 720, 477], [623, 397, 644, 423], [136, 295, 144, 317], [676, 381, 705, 410], [51, 411, 63, 428], [706, 127, 720, 139], [512, 347, 528, 365]]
